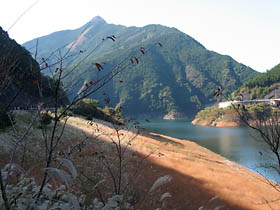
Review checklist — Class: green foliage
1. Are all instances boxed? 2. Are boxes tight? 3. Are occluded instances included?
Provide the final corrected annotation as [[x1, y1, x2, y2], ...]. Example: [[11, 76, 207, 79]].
[[195, 103, 275, 125], [58, 106, 73, 118], [233, 64, 280, 100], [246, 103, 272, 120], [72, 98, 124, 124], [244, 64, 280, 88], [23, 17, 258, 118], [0, 111, 10, 130], [72, 98, 104, 120], [39, 112, 52, 127], [0, 103, 15, 130], [194, 105, 226, 123], [0, 110, 14, 130]]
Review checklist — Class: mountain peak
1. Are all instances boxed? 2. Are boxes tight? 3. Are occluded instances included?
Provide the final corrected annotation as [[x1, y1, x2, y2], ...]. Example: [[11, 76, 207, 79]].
[[89, 16, 106, 24]]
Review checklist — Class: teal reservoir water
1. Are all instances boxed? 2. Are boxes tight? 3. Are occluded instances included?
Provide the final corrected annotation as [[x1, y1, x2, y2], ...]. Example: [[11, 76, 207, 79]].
[[138, 119, 279, 182]]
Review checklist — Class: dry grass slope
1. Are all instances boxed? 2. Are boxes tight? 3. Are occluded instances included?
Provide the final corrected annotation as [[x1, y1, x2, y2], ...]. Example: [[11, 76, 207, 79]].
[[1, 111, 280, 209]]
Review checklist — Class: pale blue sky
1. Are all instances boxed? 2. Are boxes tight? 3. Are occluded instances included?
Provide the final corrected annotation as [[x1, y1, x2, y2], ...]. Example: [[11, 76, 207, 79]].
[[0, 0, 279, 72]]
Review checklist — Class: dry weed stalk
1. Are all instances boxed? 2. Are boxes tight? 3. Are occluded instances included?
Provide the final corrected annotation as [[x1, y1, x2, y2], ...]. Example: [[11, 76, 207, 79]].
[[75, 120, 150, 204]]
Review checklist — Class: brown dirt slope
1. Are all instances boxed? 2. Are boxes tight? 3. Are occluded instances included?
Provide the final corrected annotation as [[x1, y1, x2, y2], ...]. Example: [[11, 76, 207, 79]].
[[136, 133, 280, 209], [67, 117, 280, 210]]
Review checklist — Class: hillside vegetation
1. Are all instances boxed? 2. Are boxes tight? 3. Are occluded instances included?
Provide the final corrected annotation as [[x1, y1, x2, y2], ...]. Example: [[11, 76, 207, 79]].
[[23, 16, 258, 118], [192, 103, 274, 127], [242, 63, 280, 88], [233, 63, 280, 100], [194, 64, 280, 127], [71, 98, 125, 125]]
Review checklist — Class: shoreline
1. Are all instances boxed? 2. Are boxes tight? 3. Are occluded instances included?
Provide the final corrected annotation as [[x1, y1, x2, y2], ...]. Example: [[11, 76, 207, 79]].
[[191, 118, 242, 127], [134, 131, 279, 209], [67, 117, 280, 209]]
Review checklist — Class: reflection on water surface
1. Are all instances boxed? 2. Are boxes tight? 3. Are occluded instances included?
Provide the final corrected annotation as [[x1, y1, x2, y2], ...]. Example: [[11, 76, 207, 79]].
[[139, 119, 279, 182]]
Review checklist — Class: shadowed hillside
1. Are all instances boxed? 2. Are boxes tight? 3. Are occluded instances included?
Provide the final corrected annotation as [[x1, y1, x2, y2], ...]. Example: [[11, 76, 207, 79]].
[[0, 26, 69, 108]]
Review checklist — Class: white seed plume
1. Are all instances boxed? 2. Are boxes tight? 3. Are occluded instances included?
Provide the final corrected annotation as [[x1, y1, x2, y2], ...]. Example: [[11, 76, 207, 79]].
[[150, 175, 172, 192]]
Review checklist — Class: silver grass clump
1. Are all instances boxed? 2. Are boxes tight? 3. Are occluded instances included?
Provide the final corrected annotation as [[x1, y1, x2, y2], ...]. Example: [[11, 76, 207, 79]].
[[61, 194, 81, 210], [197, 195, 227, 210], [159, 192, 172, 202], [89, 195, 134, 210], [0, 176, 82, 209], [43, 167, 73, 188], [208, 195, 219, 203], [214, 206, 226, 210], [157, 192, 172, 210], [56, 157, 78, 179], [150, 175, 173, 192], [40, 158, 77, 189], [3, 163, 25, 175], [0, 175, 135, 210], [138, 175, 173, 209]]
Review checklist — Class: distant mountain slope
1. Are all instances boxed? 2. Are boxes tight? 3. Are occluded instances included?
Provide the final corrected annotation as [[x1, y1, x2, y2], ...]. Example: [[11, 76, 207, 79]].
[[232, 63, 280, 100], [242, 63, 280, 88], [23, 16, 258, 118]]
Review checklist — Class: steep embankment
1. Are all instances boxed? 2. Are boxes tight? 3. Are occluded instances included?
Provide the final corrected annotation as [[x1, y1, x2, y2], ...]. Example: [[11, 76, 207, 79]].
[[66, 116, 280, 210]]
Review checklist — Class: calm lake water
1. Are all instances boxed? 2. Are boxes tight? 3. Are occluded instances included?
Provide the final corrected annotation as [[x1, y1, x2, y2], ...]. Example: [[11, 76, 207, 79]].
[[138, 119, 280, 182]]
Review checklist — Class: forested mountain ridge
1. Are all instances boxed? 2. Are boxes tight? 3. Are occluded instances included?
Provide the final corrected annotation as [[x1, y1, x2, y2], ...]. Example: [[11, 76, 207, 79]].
[[232, 63, 280, 100], [23, 16, 258, 118]]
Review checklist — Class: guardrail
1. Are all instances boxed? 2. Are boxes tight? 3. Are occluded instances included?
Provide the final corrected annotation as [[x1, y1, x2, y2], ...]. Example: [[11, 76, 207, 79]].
[[219, 99, 280, 108]]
